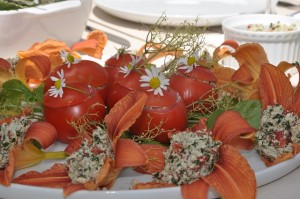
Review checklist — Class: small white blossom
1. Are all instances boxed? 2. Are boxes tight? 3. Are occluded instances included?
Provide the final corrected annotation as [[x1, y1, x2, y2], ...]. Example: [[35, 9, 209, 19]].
[[119, 54, 143, 77], [140, 66, 169, 96], [60, 50, 81, 68], [177, 50, 200, 73], [48, 69, 66, 98]]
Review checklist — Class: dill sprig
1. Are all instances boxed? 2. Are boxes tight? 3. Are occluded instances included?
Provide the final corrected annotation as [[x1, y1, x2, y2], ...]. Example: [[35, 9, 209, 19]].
[[138, 14, 207, 77]]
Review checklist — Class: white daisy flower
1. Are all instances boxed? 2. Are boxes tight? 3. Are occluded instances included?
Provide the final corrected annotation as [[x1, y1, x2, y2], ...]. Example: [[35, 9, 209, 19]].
[[48, 69, 66, 98], [119, 54, 143, 77], [177, 50, 200, 73], [60, 49, 81, 68], [140, 66, 170, 96]]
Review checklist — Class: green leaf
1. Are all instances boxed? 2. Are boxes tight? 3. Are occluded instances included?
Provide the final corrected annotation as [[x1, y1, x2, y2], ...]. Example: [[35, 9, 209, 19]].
[[232, 99, 262, 129], [207, 108, 225, 130], [32, 83, 45, 105], [206, 99, 262, 130], [2, 79, 32, 105]]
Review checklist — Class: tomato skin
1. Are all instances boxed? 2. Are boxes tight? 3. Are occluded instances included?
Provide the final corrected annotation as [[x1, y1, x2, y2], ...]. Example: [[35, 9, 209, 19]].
[[170, 66, 217, 112], [44, 60, 109, 102], [130, 88, 188, 144], [106, 70, 143, 109], [104, 53, 143, 87], [43, 82, 106, 144]]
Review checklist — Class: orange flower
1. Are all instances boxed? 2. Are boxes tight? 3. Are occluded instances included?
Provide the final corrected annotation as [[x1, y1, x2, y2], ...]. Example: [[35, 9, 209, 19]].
[[0, 120, 65, 186], [212, 40, 269, 100], [255, 63, 300, 166], [14, 30, 108, 89], [13, 91, 149, 197], [132, 110, 256, 199]]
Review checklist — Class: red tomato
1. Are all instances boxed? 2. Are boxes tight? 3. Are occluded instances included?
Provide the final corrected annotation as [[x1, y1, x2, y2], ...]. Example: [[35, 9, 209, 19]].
[[106, 70, 144, 109], [43, 82, 106, 144], [104, 53, 144, 87], [44, 60, 109, 102], [170, 66, 217, 113], [130, 88, 188, 144]]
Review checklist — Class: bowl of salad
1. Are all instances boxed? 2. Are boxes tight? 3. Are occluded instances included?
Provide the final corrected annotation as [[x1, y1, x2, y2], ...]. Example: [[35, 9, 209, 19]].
[[222, 14, 300, 66], [0, 0, 92, 58]]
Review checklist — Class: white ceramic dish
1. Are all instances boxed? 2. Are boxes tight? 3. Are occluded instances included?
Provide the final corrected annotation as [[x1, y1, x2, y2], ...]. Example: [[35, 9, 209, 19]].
[[94, 0, 266, 27], [0, 141, 300, 199], [0, 0, 92, 59], [222, 14, 300, 66]]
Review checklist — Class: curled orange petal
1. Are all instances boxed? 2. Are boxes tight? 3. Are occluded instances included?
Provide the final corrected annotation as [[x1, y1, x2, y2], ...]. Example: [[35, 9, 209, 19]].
[[104, 91, 148, 146], [15, 55, 51, 89], [115, 139, 147, 169], [232, 43, 268, 83], [0, 149, 16, 186], [212, 110, 255, 147], [292, 66, 300, 115], [84, 158, 120, 190], [180, 179, 209, 199], [71, 30, 108, 59], [18, 39, 69, 69], [13, 163, 71, 188], [132, 181, 175, 189], [133, 143, 167, 174], [63, 184, 86, 197], [202, 145, 256, 199], [231, 64, 254, 84], [25, 121, 57, 149], [259, 63, 293, 110]]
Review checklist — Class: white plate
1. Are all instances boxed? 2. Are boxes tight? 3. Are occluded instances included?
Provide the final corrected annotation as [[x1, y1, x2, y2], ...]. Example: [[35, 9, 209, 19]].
[[94, 0, 266, 26], [1, 141, 300, 199]]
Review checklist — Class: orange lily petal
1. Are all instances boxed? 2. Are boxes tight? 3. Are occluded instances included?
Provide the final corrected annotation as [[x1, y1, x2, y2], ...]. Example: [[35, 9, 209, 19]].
[[104, 91, 148, 145], [260, 152, 294, 167], [231, 64, 254, 84], [0, 58, 13, 86], [64, 133, 92, 155], [133, 143, 167, 174], [0, 149, 16, 186], [18, 39, 69, 69], [25, 121, 57, 149], [84, 158, 120, 190], [181, 179, 209, 199], [71, 30, 108, 59], [63, 184, 86, 197], [13, 163, 71, 188], [202, 145, 256, 199], [132, 181, 175, 189], [232, 43, 268, 83], [15, 55, 51, 89], [115, 139, 147, 168], [259, 63, 293, 110], [292, 66, 300, 115], [212, 110, 255, 146]]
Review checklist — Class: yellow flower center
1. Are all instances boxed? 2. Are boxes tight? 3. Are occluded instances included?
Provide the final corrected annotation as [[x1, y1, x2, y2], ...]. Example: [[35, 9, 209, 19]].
[[187, 56, 196, 66], [127, 64, 133, 70], [149, 77, 161, 89], [67, 54, 75, 63], [54, 80, 62, 90]]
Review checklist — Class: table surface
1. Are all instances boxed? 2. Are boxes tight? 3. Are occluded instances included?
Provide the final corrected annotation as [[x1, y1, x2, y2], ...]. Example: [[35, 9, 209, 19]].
[[86, 1, 300, 199]]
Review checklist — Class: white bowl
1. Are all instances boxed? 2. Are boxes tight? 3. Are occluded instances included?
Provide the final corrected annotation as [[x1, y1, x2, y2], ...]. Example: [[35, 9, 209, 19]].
[[222, 14, 300, 65], [0, 0, 92, 59]]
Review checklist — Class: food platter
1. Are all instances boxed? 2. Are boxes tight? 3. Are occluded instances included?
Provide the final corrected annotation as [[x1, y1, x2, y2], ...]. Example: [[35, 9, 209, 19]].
[[1, 140, 300, 199], [94, 0, 266, 26], [1, 51, 300, 199]]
